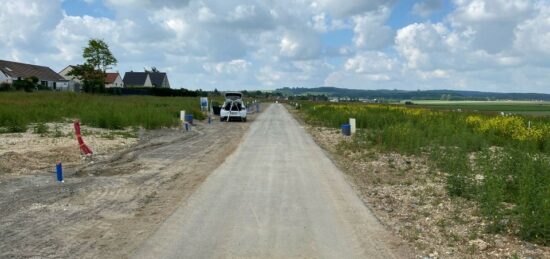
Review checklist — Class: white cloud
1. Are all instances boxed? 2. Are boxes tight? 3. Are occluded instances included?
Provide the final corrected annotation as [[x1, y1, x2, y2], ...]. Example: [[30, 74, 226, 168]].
[[449, 0, 535, 53], [203, 59, 251, 75], [313, 0, 396, 17], [0, 0, 63, 58], [412, 0, 444, 17], [418, 69, 450, 79], [344, 52, 398, 74], [352, 7, 393, 50], [514, 3, 550, 63], [278, 30, 321, 60], [1, 0, 550, 92]]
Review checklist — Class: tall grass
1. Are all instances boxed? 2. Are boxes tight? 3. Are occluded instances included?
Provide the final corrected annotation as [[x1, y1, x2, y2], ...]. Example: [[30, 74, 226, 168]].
[[300, 102, 550, 245], [0, 92, 205, 132]]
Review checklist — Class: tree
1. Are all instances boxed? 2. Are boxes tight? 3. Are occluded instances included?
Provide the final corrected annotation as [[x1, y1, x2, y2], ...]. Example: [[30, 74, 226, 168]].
[[83, 39, 117, 73], [70, 39, 117, 93], [68, 63, 105, 93]]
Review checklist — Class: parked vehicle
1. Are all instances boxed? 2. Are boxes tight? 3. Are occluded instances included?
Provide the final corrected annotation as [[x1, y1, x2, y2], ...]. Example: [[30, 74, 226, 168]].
[[220, 92, 247, 122]]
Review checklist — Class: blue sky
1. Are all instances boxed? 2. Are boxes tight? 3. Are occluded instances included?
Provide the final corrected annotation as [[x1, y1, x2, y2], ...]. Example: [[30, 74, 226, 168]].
[[62, 0, 115, 19], [2, 0, 550, 93]]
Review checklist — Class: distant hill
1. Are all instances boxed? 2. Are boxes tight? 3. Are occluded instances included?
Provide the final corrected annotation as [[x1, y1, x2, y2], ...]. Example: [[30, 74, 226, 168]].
[[275, 87, 550, 101]]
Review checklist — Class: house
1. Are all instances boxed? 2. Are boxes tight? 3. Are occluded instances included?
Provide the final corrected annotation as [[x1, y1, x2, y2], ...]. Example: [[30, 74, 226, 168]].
[[60, 67, 124, 90], [58, 65, 81, 91], [105, 72, 124, 88], [0, 60, 69, 90], [123, 71, 170, 88]]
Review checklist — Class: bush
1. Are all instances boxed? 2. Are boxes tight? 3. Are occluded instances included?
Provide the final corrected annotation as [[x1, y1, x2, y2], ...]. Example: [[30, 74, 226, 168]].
[[0, 82, 12, 91], [33, 123, 49, 135]]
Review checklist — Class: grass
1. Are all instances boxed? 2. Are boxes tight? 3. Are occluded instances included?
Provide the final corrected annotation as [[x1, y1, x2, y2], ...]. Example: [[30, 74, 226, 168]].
[[299, 102, 550, 245], [0, 92, 205, 133], [402, 100, 550, 116]]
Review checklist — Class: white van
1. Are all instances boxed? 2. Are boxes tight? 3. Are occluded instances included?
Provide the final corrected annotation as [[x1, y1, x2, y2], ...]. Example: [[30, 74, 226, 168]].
[[220, 92, 247, 122]]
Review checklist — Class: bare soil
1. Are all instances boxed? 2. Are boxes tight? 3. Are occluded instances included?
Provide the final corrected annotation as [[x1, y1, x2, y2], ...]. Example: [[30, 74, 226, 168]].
[[0, 115, 256, 258], [289, 108, 549, 259], [0, 123, 137, 178]]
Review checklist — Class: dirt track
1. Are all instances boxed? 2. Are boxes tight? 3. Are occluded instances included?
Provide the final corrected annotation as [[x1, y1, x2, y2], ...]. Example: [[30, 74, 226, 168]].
[[134, 104, 411, 258], [0, 114, 255, 258]]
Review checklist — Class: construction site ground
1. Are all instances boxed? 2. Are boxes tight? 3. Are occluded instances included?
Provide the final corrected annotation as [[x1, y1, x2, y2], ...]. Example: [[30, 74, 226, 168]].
[[0, 113, 255, 258]]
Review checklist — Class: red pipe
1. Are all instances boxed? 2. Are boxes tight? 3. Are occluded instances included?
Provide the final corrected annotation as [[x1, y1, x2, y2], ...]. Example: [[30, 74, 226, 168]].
[[74, 121, 93, 155]]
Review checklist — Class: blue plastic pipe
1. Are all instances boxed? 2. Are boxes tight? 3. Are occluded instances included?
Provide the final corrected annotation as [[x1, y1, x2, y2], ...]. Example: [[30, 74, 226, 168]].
[[56, 162, 63, 182]]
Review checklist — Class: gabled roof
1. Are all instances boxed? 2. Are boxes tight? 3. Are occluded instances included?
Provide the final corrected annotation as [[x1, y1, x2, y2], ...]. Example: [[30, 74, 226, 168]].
[[105, 72, 120, 84], [123, 72, 149, 85], [148, 72, 167, 87], [0, 59, 65, 81], [123, 71, 167, 87]]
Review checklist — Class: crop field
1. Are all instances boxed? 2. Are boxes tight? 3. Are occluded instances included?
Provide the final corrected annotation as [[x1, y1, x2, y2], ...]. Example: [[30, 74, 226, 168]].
[[0, 92, 205, 133], [299, 102, 550, 245], [403, 100, 550, 116]]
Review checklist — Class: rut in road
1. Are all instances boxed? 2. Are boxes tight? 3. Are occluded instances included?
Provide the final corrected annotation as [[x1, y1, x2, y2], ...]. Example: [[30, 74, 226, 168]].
[[134, 103, 410, 258]]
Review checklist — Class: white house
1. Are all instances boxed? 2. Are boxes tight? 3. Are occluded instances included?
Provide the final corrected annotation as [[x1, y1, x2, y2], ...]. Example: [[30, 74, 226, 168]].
[[0, 60, 69, 90], [105, 72, 124, 88], [59, 65, 82, 92]]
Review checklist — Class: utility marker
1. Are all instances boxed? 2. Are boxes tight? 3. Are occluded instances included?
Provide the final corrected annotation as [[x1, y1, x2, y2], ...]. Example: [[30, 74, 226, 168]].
[[349, 118, 356, 135], [56, 161, 64, 183]]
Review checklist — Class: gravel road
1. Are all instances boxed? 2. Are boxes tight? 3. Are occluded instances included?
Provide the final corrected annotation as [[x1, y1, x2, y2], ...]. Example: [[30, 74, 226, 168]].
[[134, 104, 410, 258]]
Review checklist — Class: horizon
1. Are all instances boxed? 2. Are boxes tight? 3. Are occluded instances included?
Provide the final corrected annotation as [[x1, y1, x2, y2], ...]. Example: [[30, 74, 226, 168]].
[[1, 1, 550, 93], [274, 86, 550, 96]]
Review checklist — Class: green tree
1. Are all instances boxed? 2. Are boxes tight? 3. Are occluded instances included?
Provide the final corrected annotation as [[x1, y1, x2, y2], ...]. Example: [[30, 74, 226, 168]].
[[70, 39, 117, 93], [83, 39, 117, 73], [68, 64, 105, 93]]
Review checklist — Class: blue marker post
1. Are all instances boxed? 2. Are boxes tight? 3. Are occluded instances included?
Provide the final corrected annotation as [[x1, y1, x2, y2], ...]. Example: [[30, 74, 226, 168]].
[[56, 161, 64, 182]]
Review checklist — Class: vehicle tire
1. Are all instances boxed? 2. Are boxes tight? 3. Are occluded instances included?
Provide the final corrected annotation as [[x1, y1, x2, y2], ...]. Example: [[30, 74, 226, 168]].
[[220, 117, 225, 122], [243, 118, 247, 122]]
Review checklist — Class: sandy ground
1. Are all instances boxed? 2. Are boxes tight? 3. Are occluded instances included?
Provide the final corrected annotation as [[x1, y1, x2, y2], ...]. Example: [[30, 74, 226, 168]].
[[0, 113, 256, 258], [134, 103, 411, 258], [290, 108, 550, 258], [0, 123, 137, 178]]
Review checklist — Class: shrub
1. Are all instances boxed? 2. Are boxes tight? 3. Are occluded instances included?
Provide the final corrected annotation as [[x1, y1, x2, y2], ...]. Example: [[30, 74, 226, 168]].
[[33, 123, 49, 135], [0, 82, 12, 91]]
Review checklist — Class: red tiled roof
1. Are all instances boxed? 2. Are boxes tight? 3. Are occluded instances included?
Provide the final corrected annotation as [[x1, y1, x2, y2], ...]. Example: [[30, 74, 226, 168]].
[[105, 73, 120, 84]]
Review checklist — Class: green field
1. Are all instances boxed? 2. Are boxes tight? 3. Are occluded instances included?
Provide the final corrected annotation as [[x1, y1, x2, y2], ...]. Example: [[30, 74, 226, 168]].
[[0, 92, 205, 133], [401, 100, 550, 116], [299, 102, 550, 245]]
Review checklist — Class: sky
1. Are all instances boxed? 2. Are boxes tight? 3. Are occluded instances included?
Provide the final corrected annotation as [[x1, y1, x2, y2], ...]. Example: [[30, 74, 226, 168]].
[[1, 0, 550, 93]]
